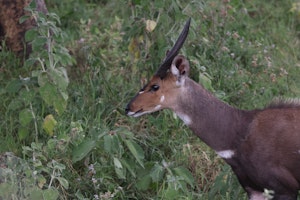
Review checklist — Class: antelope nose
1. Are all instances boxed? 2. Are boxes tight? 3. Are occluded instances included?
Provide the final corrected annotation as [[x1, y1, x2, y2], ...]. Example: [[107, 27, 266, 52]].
[[125, 105, 130, 115]]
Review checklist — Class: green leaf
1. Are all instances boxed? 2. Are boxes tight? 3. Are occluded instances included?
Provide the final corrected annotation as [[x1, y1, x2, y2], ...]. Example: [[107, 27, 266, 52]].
[[39, 82, 56, 105], [6, 79, 22, 94], [132, 0, 141, 6], [120, 129, 134, 138], [25, 29, 38, 42], [8, 98, 23, 111], [29, 0, 37, 9], [114, 157, 126, 179], [19, 15, 30, 24], [28, 187, 43, 199], [136, 174, 152, 191], [42, 114, 57, 136], [43, 188, 59, 200], [47, 68, 69, 91], [115, 167, 126, 179], [51, 161, 66, 171], [31, 70, 42, 77], [0, 183, 18, 199], [18, 127, 29, 140], [104, 134, 112, 153], [19, 109, 33, 126], [48, 13, 61, 24], [39, 82, 67, 115], [60, 91, 68, 101], [55, 177, 69, 189], [121, 158, 136, 177], [53, 92, 68, 115], [19, 89, 35, 106], [38, 71, 48, 87], [75, 191, 88, 200], [113, 157, 123, 168], [0, 88, 5, 95], [150, 163, 164, 182], [90, 127, 107, 140], [104, 134, 120, 154], [124, 139, 144, 168], [25, 58, 38, 68], [32, 36, 47, 51], [72, 139, 96, 163], [162, 186, 180, 200], [173, 166, 195, 187]]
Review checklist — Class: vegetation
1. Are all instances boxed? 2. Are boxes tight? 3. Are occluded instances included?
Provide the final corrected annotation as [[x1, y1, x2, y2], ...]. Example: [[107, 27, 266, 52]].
[[0, 0, 300, 199]]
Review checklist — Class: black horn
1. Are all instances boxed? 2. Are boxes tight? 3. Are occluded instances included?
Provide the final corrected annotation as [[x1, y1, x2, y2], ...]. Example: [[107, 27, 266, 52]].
[[155, 18, 191, 79]]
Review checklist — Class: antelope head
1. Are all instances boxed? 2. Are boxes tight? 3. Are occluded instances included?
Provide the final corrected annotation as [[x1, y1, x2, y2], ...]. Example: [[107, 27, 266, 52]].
[[125, 18, 191, 117]]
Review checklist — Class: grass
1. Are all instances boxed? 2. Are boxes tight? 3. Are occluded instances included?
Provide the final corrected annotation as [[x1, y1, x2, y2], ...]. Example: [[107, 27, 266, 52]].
[[0, 0, 300, 199]]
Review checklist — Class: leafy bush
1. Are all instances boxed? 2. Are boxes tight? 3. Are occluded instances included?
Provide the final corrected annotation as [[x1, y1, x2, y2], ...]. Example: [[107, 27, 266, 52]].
[[1, 0, 300, 199]]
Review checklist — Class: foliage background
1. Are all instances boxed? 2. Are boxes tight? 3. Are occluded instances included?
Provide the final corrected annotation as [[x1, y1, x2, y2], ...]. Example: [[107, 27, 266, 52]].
[[0, 0, 300, 199]]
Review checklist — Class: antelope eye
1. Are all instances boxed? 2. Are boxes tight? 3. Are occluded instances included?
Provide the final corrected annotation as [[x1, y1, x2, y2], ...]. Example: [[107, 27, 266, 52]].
[[150, 84, 160, 92]]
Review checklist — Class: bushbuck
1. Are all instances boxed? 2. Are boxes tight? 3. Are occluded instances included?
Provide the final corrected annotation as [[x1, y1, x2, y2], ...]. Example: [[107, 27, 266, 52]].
[[125, 18, 300, 200]]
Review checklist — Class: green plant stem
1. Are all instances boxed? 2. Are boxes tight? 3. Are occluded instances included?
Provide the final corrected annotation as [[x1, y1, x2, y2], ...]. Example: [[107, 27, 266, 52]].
[[22, 77, 39, 143], [37, 58, 46, 72], [47, 29, 54, 69], [48, 169, 56, 189]]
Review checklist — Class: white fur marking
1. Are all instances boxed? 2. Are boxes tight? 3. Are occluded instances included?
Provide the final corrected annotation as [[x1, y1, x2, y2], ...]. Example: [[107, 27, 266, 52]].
[[250, 191, 267, 200], [171, 64, 179, 76], [139, 91, 144, 94], [171, 63, 185, 86], [216, 150, 235, 159], [128, 110, 153, 117], [154, 105, 161, 110], [132, 111, 149, 117], [160, 95, 165, 103], [127, 111, 136, 116], [127, 105, 162, 118], [175, 112, 192, 125]]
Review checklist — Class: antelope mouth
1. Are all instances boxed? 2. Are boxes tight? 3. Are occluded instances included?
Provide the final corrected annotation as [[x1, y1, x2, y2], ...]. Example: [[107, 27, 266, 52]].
[[126, 105, 162, 117], [127, 109, 144, 117]]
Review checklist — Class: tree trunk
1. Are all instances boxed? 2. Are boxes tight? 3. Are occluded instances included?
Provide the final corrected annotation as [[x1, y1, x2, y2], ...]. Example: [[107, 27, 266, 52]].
[[0, 0, 48, 58]]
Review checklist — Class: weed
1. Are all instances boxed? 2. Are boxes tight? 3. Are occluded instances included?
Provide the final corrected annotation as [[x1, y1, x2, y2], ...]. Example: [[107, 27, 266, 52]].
[[1, 0, 300, 199]]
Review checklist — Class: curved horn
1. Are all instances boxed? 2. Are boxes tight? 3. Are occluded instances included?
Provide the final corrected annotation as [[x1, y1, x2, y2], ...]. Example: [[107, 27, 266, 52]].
[[155, 18, 191, 79]]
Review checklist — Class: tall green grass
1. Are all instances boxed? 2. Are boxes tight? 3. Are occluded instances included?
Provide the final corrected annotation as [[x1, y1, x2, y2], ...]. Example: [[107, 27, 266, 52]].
[[0, 0, 300, 199]]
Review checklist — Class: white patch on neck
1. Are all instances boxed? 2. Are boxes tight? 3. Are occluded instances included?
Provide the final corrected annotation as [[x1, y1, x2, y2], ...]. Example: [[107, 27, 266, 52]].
[[175, 112, 192, 125], [216, 150, 235, 159], [139, 90, 144, 94], [160, 95, 165, 103]]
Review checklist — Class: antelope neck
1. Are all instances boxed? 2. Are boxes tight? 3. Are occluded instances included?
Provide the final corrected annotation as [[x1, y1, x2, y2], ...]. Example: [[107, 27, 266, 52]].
[[173, 78, 254, 152]]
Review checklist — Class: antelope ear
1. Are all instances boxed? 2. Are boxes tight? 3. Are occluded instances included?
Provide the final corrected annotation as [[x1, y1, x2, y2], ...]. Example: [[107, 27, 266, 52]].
[[171, 55, 190, 80]]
